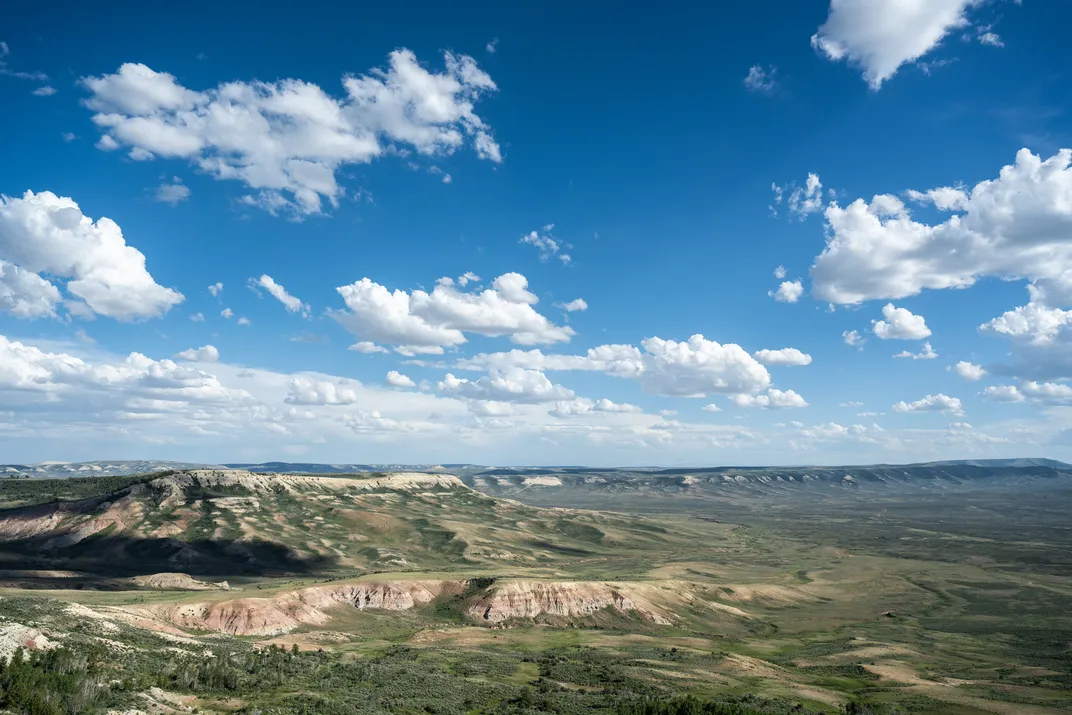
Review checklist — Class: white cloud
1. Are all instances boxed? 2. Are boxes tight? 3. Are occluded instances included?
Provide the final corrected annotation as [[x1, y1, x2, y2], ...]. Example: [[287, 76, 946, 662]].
[[438, 368, 574, 404], [154, 182, 190, 205], [774, 265, 788, 279], [557, 298, 588, 312], [220, 308, 233, 319], [32, 86, 56, 97], [872, 303, 932, 339], [332, 272, 574, 351], [96, 135, 119, 151], [237, 317, 251, 326], [905, 186, 969, 211], [520, 224, 571, 264], [208, 282, 223, 297], [386, 370, 415, 388], [632, 335, 772, 398], [457, 272, 479, 287], [62, 132, 77, 142], [730, 389, 808, 409], [349, 341, 389, 354], [892, 393, 964, 415], [0, 190, 183, 320], [953, 361, 986, 380], [702, 403, 721, 412], [252, 274, 309, 315], [345, 410, 413, 433], [744, 65, 778, 94], [549, 398, 642, 418], [190, 312, 204, 322], [980, 302, 1072, 345], [285, 376, 358, 405], [0, 262, 62, 319], [894, 341, 938, 360], [983, 385, 1025, 403], [486, 38, 499, 54], [811, 0, 983, 89], [770, 280, 804, 303], [456, 337, 783, 400], [812, 149, 1072, 307], [773, 174, 825, 220], [1021, 381, 1072, 406], [0, 335, 249, 406], [753, 348, 812, 366], [80, 51, 501, 216], [174, 345, 219, 363], [843, 329, 865, 349], [978, 31, 1004, 48]]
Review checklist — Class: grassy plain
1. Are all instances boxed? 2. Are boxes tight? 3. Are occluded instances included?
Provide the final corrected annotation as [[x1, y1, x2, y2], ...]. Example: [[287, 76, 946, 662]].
[[0, 470, 1068, 713]]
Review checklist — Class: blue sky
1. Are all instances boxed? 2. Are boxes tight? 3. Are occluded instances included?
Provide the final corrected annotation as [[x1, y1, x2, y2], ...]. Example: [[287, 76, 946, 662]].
[[2, 0, 1071, 466]]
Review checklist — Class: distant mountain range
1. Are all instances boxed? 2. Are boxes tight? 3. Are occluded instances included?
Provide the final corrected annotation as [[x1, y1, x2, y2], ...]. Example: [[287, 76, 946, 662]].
[[1, 458, 1068, 480]]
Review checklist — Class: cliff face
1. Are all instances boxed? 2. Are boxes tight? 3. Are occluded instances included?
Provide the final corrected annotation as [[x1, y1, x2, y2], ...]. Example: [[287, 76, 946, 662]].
[[465, 581, 674, 625], [142, 580, 468, 636], [137, 579, 696, 635], [172, 470, 468, 494]]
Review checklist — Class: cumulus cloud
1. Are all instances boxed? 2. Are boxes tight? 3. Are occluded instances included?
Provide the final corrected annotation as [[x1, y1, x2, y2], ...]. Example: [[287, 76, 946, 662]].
[[983, 385, 1024, 403], [770, 280, 804, 303], [842, 330, 865, 349], [953, 361, 986, 380], [174, 345, 219, 363], [520, 224, 571, 264], [220, 308, 233, 319], [0, 262, 62, 319], [456, 337, 782, 400], [0, 190, 183, 320], [872, 303, 932, 340], [557, 298, 588, 312], [744, 65, 778, 94], [251, 274, 309, 315], [332, 272, 574, 352], [208, 282, 223, 297], [549, 398, 642, 418], [154, 182, 190, 205], [894, 341, 938, 360], [892, 393, 964, 415], [772, 174, 825, 220], [905, 186, 969, 211], [285, 376, 358, 405], [774, 266, 788, 279], [632, 336, 773, 397], [753, 348, 812, 366], [729, 389, 808, 409], [811, 0, 984, 89], [80, 50, 501, 216], [349, 341, 389, 354], [811, 149, 1072, 307], [985, 381, 1072, 406], [980, 302, 1072, 345], [386, 370, 415, 388], [438, 368, 574, 404], [0, 335, 249, 405], [190, 312, 204, 322], [237, 317, 251, 326]]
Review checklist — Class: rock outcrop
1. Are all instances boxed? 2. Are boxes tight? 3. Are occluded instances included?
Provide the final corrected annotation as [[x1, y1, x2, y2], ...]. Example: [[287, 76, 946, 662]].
[[130, 573, 230, 591], [465, 581, 674, 625], [142, 579, 467, 636]]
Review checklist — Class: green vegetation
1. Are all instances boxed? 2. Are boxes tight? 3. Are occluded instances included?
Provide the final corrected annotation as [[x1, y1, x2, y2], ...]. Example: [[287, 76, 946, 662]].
[[0, 468, 1071, 713]]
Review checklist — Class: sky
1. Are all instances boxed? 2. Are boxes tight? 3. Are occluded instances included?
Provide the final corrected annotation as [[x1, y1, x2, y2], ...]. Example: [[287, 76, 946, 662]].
[[1, 0, 1072, 467]]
